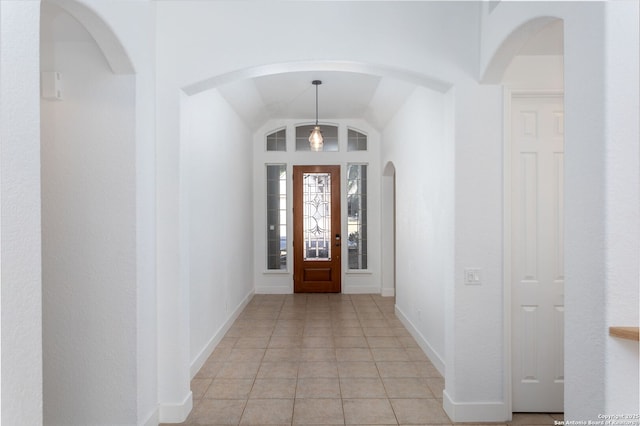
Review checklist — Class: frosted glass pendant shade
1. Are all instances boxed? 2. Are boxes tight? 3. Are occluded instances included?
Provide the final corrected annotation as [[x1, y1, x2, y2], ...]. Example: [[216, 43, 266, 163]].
[[309, 126, 324, 151]]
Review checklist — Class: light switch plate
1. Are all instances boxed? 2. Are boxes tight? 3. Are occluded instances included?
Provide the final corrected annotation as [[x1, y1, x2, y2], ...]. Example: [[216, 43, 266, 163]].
[[464, 268, 482, 285]]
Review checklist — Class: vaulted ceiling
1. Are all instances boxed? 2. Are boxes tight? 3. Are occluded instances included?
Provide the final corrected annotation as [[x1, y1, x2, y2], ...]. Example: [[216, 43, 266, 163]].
[[41, 2, 564, 133]]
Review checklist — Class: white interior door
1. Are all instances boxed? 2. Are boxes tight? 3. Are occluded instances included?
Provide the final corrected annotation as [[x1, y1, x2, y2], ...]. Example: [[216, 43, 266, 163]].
[[511, 94, 564, 412]]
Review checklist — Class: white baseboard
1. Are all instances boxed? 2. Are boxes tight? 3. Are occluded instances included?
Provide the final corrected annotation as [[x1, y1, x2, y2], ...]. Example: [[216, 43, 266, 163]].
[[394, 305, 445, 376], [190, 290, 255, 378], [159, 391, 193, 423], [381, 287, 395, 297], [140, 407, 159, 426], [443, 390, 507, 422]]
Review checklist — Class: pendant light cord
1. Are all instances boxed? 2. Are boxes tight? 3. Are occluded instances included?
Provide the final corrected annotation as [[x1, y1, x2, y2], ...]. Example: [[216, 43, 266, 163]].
[[312, 80, 322, 126]]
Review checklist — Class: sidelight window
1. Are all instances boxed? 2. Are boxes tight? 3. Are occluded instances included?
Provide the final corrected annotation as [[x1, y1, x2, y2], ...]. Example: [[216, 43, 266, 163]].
[[266, 164, 287, 269], [347, 164, 367, 269]]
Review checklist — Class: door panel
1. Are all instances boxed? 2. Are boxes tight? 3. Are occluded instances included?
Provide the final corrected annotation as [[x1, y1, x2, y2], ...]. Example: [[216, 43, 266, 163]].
[[293, 165, 341, 293], [511, 95, 564, 412]]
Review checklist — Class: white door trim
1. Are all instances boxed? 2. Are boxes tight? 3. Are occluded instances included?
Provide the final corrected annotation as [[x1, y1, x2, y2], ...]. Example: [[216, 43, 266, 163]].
[[503, 88, 565, 419]]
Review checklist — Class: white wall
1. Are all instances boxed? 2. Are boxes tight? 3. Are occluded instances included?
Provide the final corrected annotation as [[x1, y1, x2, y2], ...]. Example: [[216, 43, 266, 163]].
[[183, 88, 254, 376], [40, 7, 138, 424], [381, 87, 453, 374], [603, 0, 639, 415], [0, 2, 43, 424], [449, 80, 505, 418], [481, 0, 640, 419]]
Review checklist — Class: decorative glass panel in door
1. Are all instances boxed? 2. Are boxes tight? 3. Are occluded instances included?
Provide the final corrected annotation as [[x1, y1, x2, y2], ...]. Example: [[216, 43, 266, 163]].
[[303, 173, 332, 261]]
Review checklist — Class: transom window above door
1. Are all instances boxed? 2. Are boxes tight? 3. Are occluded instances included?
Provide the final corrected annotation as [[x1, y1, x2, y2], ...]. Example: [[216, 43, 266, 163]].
[[295, 125, 338, 152], [266, 128, 286, 152]]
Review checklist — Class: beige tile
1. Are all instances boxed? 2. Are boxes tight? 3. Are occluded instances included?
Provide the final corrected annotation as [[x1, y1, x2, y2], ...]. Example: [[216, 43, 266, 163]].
[[390, 398, 451, 424], [360, 319, 389, 328], [340, 377, 387, 398], [218, 336, 239, 348], [194, 360, 224, 379], [302, 335, 334, 348], [335, 336, 369, 348], [296, 377, 341, 398], [227, 348, 266, 362], [338, 361, 380, 378], [257, 361, 299, 379], [268, 335, 303, 348], [406, 347, 430, 362], [363, 327, 396, 337], [426, 377, 445, 399], [367, 336, 401, 348], [414, 361, 442, 378], [263, 348, 302, 362], [293, 398, 344, 425], [358, 312, 386, 321], [510, 413, 557, 424], [203, 378, 254, 399], [382, 377, 434, 398], [371, 348, 410, 362], [306, 311, 332, 320], [303, 325, 333, 335], [376, 361, 419, 378], [216, 361, 261, 379], [207, 345, 233, 362], [343, 398, 397, 424], [234, 336, 270, 348], [242, 311, 280, 320], [242, 326, 276, 337], [332, 315, 359, 322], [276, 319, 305, 328], [224, 325, 246, 338], [336, 347, 374, 362], [301, 347, 337, 362], [189, 398, 246, 425], [398, 336, 421, 349], [250, 378, 297, 399], [272, 326, 304, 337], [392, 328, 412, 338], [386, 318, 404, 328], [298, 361, 339, 378], [190, 378, 212, 400], [305, 315, 331, 323], [277, 311, 306, 320], [240, 398, 294, 425], [333, 326, 365, 336]]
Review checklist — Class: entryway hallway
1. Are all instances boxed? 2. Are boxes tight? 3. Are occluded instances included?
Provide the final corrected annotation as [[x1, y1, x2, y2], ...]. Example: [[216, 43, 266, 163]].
[[163, 294, 563, 425]]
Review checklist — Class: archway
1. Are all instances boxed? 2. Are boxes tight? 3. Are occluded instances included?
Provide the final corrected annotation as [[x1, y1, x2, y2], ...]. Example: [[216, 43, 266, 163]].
[[40, 1, 138, 424], [485, 16, 565, 417]]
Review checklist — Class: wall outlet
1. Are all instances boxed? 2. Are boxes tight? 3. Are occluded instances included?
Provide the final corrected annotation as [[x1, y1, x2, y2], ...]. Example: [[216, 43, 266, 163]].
[[464, 268, 482, 285]]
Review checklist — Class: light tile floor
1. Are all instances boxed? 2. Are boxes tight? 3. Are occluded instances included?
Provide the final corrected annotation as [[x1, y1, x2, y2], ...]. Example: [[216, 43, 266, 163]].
[[164, 294, 564, 425]]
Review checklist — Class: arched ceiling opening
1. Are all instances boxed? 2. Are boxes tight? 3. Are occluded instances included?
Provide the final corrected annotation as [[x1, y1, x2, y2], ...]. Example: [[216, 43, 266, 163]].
[[41, 0, 134, 74], [482, 17, 564, 84], [183, 62, 452, 132]]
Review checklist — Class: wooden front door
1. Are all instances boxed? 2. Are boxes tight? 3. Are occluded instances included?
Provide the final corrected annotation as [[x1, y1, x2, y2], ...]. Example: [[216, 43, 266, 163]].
[[293, 165, 341, 293]]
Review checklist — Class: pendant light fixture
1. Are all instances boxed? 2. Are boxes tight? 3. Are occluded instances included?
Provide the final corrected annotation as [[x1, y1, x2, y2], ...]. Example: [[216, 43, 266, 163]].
[[309, 80, 324, 151]]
